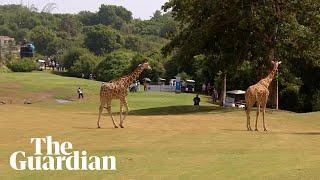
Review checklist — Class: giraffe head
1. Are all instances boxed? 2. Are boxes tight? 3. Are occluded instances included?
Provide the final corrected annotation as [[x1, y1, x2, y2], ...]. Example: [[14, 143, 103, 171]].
[[140, 59, 152, 70], [271, 60, 282, 72]]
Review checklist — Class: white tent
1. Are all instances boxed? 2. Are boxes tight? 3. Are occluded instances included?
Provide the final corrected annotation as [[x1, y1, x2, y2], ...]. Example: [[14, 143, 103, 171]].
[[227, 90, 246, 95]]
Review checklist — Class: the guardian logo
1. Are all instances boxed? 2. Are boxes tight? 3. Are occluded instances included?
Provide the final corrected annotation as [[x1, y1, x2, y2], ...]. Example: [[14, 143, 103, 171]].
[[10, 136, 116, 171]]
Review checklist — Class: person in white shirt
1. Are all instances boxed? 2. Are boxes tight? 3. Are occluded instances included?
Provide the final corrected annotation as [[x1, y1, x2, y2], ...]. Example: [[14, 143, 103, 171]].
[[77, 87, 84, 99]]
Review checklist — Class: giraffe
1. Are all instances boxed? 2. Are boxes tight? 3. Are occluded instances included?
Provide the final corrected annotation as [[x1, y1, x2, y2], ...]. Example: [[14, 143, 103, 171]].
[[97, 60, 151, 128], [245, 60, 281, 131]]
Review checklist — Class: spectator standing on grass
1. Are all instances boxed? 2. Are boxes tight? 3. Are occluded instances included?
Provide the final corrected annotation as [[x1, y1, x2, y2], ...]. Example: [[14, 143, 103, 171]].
[[202, 83, 206, 94], [56, 62, 60, 71], [207, 83, 211, 95], [193, 94, 201, 106], [52, 61, 56, 70], [77, 87, 84, 99], [213, 88, 219, 103], [137, 80, 140, 91]]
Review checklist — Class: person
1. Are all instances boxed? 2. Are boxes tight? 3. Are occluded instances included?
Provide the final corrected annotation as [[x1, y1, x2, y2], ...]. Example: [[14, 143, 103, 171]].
[[137, 80, 140, 91], [56, 62, 60, 71], [213, 88, 219, 103], [193, 94, 201, 106], [207, 83, 212, 95], [52, 61, 56, 70], [202, 83, 206, 94], [77, 87, 84, 99], [144, 82, 147, 91]]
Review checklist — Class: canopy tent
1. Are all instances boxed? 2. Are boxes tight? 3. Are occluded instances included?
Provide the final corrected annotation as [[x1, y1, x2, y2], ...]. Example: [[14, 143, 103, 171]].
[[144, 78, 151, 82], [227, 90, 246, 95], [186, 79, 195, 83]]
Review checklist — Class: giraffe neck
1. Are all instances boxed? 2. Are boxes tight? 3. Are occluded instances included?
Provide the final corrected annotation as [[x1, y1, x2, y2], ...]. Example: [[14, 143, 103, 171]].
[[122, 66, 144, 87], [259, 65, 278, 88]]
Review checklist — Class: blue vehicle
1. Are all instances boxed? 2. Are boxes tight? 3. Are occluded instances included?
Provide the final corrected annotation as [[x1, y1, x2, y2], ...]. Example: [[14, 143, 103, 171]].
[[20, 43, 35, 58]]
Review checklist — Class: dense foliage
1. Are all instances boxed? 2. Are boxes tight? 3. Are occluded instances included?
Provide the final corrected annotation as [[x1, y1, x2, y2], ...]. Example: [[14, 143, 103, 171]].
[[163, 0, 320, 112], [7, 58, 37, 72], [1, 2, 319, 112], [0, 4, 175, 82]]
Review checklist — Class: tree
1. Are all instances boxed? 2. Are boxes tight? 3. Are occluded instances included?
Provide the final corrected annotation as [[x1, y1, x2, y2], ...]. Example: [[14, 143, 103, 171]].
[[84, 24, 122, 55], [61, 48, 90, 69], [28, 25, 58, 55], [163, 0, 320, 111], [124, 35, 143, 52], [69, 53, 100, 78], [97, 5, 132, 26], [78, 11, 98, 26], [95, 50, 134, 82]]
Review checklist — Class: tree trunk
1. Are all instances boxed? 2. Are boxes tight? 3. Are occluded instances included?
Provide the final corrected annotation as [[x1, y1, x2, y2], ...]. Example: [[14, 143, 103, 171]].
[[221, 72, 227, 107], [267, 47, 278, 109]]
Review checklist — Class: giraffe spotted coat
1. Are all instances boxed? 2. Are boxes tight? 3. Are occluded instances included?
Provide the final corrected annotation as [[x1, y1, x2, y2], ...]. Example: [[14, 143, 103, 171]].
[[245, 61, 281, 131]]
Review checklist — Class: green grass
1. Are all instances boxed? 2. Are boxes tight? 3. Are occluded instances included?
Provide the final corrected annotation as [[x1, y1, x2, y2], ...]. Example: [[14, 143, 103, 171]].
[[0, 71, 320, 180], [0, 71, 212, 111]]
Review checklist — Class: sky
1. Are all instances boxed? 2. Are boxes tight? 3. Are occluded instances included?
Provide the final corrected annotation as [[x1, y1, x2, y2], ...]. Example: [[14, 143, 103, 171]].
[[0, 0, 169, 19]]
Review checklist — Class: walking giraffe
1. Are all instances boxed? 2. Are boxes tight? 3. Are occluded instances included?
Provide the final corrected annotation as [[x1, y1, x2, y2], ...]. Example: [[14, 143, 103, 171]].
[[97, 60, 151, 128], [245, 60, 281, 131]]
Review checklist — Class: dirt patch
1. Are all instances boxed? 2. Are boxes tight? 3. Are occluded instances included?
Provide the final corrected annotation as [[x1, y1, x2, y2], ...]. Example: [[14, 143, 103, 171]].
[[0, 83, 22, 89], [0, 92, 54, 104], [55, 99, 73, 104]]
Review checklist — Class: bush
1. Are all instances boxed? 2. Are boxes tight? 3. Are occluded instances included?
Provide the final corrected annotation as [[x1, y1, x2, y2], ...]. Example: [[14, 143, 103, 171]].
[[279, 85, 305, 112], [69, 53, 100, 78], [0, 65, 11, 73], [312, 90, 320, 111], [7, 58, 37, 72], [61, 48, 90, 69]]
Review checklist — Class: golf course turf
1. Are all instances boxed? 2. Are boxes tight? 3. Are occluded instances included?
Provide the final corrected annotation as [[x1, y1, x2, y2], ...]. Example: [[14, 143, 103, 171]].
[[0, 72, 319, 179]]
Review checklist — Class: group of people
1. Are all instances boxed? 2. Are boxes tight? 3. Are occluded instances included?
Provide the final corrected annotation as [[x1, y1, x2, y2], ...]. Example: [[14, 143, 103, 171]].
[[44, 59, 63, 71], [202, 83, 219, 103], [81, 73, 97, 80], [129, 80, 141, 92], [193, 82, 220, 106]]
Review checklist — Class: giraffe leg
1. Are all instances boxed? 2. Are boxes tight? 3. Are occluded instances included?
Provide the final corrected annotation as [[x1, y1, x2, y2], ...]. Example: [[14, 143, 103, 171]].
[[106, 102, 118, 128], [119, 102, 124, 128], [97, 102, 105, 128], [262, 103, 267, 131], [246, 105, 252, 131], [119, 99, 129, 128], [255, 103, 260, 131]]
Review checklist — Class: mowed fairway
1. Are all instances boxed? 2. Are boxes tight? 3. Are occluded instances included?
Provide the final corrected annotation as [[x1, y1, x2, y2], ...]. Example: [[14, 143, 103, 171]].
[[0, 72, 320, 179]]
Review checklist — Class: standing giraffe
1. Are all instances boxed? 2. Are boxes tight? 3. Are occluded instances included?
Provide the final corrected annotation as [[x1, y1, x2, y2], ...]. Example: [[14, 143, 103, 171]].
[[245, 60, 281, 131], [97, 60, 151, 128]]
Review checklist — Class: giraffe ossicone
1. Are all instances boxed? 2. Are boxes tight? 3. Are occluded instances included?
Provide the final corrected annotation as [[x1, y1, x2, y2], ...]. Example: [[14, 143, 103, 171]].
[[245, 60, 281, 132], [97, 60, 151, 128]]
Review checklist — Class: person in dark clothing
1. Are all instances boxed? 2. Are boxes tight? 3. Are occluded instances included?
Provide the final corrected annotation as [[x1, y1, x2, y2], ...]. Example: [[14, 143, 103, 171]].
[[193, 94, 201, 106]]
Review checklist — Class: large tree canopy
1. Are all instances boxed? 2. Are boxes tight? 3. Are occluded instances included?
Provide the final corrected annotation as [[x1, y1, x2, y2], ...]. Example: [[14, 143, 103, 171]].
[[163, 0, 320, 112]]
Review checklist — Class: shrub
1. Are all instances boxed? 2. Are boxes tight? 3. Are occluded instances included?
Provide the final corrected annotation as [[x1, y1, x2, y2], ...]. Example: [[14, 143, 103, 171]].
[[312, 90, 320, 111], [69, 53, 100, 78], [7, 58, 37, 72], [0, 65, 11, 73], [279, 85, 305, 112]]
